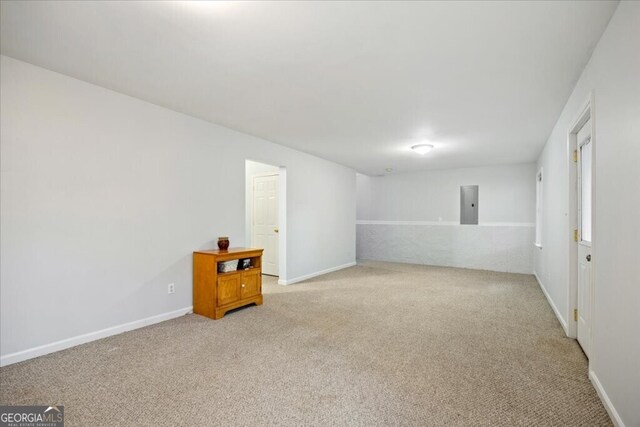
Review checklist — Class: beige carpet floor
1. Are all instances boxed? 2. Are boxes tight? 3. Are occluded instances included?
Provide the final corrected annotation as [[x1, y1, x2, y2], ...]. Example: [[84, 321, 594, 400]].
[[0, 261, 611, 426]]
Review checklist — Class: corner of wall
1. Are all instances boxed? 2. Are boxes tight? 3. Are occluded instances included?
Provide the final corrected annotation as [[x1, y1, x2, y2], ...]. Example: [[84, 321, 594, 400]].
[[533, 271, 568, 335]]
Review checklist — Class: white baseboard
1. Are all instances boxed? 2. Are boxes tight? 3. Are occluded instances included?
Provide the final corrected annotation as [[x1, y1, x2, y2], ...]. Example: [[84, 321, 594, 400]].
[[589, 370, 625, 427], [0, 306, 193, 367], [278, 261, 357, 285], [533, 271, 568, 335]]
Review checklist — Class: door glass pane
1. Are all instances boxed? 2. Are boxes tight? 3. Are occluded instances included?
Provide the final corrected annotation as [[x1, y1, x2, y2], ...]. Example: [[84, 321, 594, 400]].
[[580, 141, 592, 242]]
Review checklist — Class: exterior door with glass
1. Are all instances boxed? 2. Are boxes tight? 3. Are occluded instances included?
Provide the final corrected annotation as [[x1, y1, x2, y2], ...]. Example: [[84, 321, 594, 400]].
[[576, 118, 593, 357]]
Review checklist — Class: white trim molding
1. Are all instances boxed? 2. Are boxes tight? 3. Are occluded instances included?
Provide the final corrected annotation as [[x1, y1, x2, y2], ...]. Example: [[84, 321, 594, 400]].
[[0, 306, 193, 367], [278, 262, 356, 285], [589, 371, 625, 427], [566, 92, 594, 340], [534, 272, 568, 335], [356, 220, 534, 227]]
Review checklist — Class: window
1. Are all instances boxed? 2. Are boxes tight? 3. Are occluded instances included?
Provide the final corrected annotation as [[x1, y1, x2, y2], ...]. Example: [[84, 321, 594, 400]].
[[535, 168, 543, 247]]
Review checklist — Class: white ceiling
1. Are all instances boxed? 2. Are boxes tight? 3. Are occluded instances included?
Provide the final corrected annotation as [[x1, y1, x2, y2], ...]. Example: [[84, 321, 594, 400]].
[[1, 1, 618, 175]]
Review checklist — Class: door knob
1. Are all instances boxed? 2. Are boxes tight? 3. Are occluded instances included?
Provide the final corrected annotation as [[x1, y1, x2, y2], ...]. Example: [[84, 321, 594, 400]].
[[274, 228, 279, 233], [241, 283, 245, 288], [586, 254, 591, 262]]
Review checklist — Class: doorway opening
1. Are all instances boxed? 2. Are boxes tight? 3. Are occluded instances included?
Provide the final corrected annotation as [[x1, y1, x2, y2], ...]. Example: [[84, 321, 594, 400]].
[[245, 160, 285, 279], [567, 94, 595, 358]]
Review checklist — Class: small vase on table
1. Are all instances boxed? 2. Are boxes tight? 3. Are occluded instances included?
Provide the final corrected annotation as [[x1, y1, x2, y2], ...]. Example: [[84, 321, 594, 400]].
[[217, 237, 230, 250]]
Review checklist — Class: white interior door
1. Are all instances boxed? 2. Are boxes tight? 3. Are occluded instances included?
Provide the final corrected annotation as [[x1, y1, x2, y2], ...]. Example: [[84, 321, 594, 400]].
[[576, 118, 593, 357], [252, 174, 279, 276]]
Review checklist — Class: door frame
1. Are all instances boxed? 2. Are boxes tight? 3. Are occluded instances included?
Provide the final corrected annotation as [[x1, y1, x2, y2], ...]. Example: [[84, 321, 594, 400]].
[[566, 92, 596, 341], [251, 172, 280, 276]]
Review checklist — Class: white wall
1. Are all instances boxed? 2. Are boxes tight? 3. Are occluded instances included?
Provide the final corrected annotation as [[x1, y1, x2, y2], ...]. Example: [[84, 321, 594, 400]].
[[357, 164, 536, 273], [357, 164, 535, 222], [0, 56, 356, 363], [534, 2, 640, 425]]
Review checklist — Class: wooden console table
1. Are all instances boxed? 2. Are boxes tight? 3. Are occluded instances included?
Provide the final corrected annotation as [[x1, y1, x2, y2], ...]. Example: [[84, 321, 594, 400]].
[[193, 247, 263, 319]]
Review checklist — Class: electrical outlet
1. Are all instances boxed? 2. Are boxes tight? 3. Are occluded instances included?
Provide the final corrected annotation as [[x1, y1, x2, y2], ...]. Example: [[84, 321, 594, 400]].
[[168, 283, 175, 294]]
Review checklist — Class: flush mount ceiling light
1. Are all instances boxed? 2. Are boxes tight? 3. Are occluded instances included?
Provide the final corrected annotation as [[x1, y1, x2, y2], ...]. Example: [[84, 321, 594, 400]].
[[411, 144, 434, 155]]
